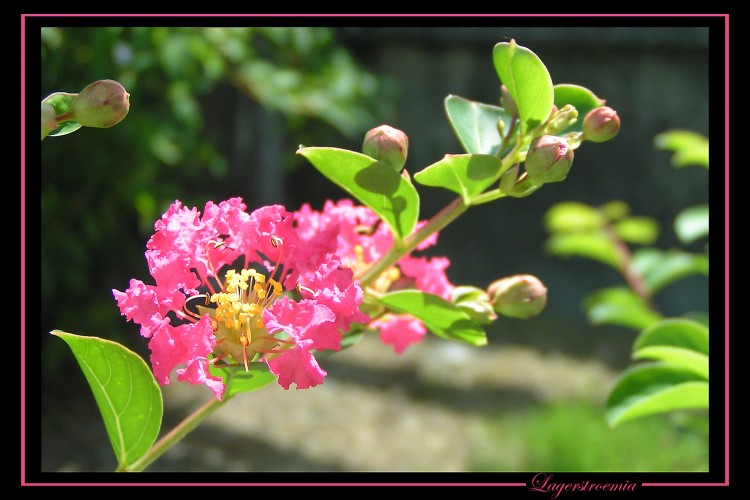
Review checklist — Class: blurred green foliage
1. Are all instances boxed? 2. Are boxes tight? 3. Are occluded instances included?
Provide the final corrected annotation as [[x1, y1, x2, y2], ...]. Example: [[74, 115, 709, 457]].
[[41, 27, 391, 372]]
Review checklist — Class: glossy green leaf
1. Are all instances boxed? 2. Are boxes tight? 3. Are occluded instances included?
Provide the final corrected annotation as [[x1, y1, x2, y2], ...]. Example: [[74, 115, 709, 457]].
[[674, 204, 709, 244], [584, 287, 662, 330], [634, 318, 709, 355], [52, 331, 163, 468], [631, 249, 709, 294], [297, 147, 419, 242], [553, 84, 606, 134], [493, 40, 554, 135], [545, 232, 621, 269], [378, 290, 487, 346], [633, 346, 708, 379], [444, 95, 515, 155], [606, 363, 708, 426], [614, 216, 659, 245], [209, 361, 277, 398], [413, 154, 503, 204], [42, 92, 83, 136], [654, 130, 709, 168], [544, 202, 606, 233]]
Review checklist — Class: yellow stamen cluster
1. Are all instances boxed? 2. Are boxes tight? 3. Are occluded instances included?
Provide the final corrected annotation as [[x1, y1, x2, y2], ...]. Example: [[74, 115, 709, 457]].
[[210, 269, 283, 330], [348, 244, 401, 294]]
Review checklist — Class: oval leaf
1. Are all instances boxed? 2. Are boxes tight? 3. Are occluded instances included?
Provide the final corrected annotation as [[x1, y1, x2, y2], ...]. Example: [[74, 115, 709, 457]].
[[633, 346, 708, 380], [492, 40, 553, 135], [654, 130, 709, 168], [674, 204, 709, 244], [553, 84, 606, 134], [413, 153, 503, 204], [631, 249, 709, 294], [444, 95, 515, 155], [297, 147, 419, 242], [52, 331, 163, 468], [614, 216, 659, 245], [634, 318, 709, 355], [209, 361, 278, 398], [583, 287, 662, 331], [545, 232, 621, 269], [378, 290, 487, 346], [606, 363, 708, 426]]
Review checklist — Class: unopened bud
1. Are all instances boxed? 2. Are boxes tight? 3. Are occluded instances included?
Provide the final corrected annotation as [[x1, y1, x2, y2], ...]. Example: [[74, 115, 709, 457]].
[[70, 79, 130, 128], [524, 135, 574, 184], [488, 275, 547, 319], [545, 104, 579, 135], [582, 106, 620, 143], [41, 102, 57, 140], [500, 85, 518, 116], [451, 286, 497, 325], [363, 125, 409, 172]]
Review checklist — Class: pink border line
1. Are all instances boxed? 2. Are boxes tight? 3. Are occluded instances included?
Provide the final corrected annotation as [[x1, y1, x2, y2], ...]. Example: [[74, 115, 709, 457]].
[[22, 13, 729, 487]]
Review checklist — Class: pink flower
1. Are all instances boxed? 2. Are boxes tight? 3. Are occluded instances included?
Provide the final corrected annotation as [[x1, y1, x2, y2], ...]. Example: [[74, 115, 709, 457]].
[[293, 200, 455, 353], [113, 198, 366, 399]]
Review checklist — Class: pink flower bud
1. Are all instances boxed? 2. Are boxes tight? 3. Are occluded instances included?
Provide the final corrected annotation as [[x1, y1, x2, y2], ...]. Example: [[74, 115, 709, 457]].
[[582, 106, 620, 143], [363, 125, 409, 172], [500, 85, 518, 116], [524, 135, 574, 183], [71, 79, 130, 128], [488, 274, 547, 319]]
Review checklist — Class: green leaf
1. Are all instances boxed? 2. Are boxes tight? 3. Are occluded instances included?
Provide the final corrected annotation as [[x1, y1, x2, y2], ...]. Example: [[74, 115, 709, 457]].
[[674, 204, 709, 244], [52, 331, 163, 468], [606, 363, 708, 426], [378, 290, 487, 346], [209, 361, 277, 398], [444, 95, 515, 155], [544, 202, 606, 233], [413, 153, 504, 204], [584, 287, 662, 330], [633, 318, 709, 355], [297, 147, 419, 242], [42, 92, 83, 136], [553, 84, 606, 134], [493, 40, 554, 135], [631, 249, 709, 294], [654, 130, 709, 168], [545, 232, 621, 269], [614, 216, 659, 245], [633, 346, 708, 379]]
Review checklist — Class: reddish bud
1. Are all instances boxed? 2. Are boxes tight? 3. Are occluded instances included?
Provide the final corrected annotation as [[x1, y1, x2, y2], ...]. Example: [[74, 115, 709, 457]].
[[524, 135, 574, 183], [363, 125, 409, 172], [582, 106, 620, 143]]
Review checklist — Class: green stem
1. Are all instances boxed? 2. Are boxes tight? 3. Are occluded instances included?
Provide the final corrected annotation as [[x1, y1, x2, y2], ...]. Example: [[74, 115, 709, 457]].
[[358, 197, 468, 288], [118, 395, 227, 472]]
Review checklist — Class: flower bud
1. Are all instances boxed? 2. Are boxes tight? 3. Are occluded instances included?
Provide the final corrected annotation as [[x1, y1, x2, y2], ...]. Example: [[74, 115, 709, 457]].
[[524, 135, 574, 184], [41, 102, 57, 140], [500, 85, 518, 116], [362, 124, 409, 172], [70, 79, 130, 128], [488, 275, 547, 319], [451, 286, 497, 325], [545, 104, 579, 135], [582, 106, 620, 143]]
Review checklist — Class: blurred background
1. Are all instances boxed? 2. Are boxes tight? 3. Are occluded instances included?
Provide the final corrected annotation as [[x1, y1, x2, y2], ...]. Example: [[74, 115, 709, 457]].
[[39, 26, 710, 472]]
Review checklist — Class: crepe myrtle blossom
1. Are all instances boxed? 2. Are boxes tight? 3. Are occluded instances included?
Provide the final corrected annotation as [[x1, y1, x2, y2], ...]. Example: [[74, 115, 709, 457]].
[[294, 199, 455, 353], [113, 198, 367, 399]]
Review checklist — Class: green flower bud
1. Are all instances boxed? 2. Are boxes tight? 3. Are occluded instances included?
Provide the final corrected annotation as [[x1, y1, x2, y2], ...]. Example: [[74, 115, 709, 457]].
[[545, 104, 579, 135], [582, 106, 620, 143], [500, 85, 518, 116], [363, 125, 409, 172], [488, 274, 547, 319], [451, 285, 497, 325], [41, 102, 57, 140], [70, 79, 130, 128], [524, 135, 574, 184]]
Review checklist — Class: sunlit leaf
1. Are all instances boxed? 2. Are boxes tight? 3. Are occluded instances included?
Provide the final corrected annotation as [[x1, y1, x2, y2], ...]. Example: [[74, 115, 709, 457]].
[[544, 202, 606, 233], [614, 216, 659, 245], [631, 248, 709, 294], [654, 130, 709, 168], [545, 232, 621, 269], [674, 204, 709, 244], [209, 361, 278, 398], [413, 153, 503, 204], [553, 84, 606, 134], [444, 95, 515, 155], [584, 287, 662, 330], [52, 331, 163, 468]]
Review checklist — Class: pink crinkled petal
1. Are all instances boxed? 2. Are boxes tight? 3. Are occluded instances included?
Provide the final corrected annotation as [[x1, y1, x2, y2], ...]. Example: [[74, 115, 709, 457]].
[[147, 250, 201, 295], [148, 316, 215, 386], [374, 314, 427, 354], [266, 348, 327, 390], [398, 255, 454, 300], [263, 297, 339, 351], [176, 358, 225, 401]]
